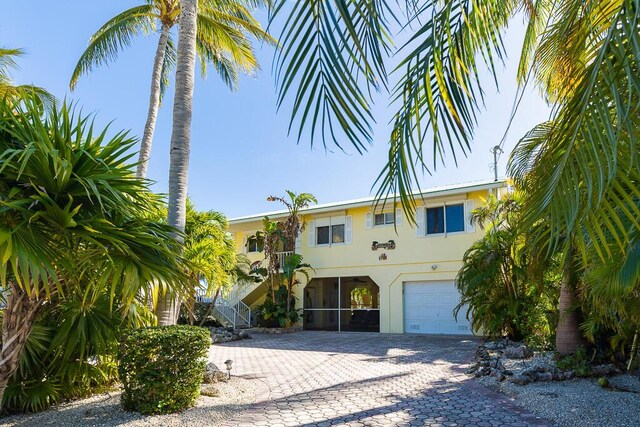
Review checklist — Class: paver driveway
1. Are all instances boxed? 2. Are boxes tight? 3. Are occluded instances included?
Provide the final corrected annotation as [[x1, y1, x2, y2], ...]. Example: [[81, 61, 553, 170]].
[[209, 331, 551, 427]]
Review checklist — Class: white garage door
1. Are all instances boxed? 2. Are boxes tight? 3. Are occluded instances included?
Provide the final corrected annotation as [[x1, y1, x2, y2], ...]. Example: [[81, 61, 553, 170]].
[[403, 281, 472, 335]]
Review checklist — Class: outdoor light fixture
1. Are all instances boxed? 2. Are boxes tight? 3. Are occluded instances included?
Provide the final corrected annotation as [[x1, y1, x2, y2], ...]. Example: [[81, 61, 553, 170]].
[[224, 359, 233, 379], [371, 240, 396, 251]]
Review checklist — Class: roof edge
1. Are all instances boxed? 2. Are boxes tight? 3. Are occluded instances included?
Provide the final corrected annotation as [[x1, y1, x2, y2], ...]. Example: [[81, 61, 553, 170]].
[[229, 179, 507, 224]]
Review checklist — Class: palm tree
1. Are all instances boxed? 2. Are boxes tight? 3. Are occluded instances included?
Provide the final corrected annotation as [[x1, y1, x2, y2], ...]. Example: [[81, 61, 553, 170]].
[[272, 0, 638, 251], [281, 253, 313, 316], [70, 0, 274, 178], [182, 200, 237, 323], [0, 97, 185, 407], [0, 47, 53, 107], [267, 191, 317, 253], [156, 0, 199, 326], [273, 1, 639, 353]]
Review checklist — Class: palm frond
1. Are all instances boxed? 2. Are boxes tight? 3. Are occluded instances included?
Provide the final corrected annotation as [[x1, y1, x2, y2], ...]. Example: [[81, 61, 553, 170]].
[[509, 0, 640, 269], [375, 0, 519, 224], [270, 0, 392, 152], [69, 4, 156, 90]]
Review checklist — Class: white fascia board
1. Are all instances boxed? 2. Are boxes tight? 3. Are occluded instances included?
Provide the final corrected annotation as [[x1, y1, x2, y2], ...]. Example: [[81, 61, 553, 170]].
[[229, 179, 507, 225]]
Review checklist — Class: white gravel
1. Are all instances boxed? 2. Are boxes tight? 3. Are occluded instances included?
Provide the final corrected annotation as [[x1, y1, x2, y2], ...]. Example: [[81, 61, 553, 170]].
[[0, 377, 257, 427], [477, 373, 640, 427]]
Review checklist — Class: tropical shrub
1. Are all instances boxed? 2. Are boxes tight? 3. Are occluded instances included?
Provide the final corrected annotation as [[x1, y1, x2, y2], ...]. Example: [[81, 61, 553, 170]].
[[119, 326, 210, 414], [0, 97, 185, 410], [455, 193, 560, 347], [256, 286, 301, 328], [1, 287, 154, 413], [556, 347, 592, 377], [178, 301, 222, 327]]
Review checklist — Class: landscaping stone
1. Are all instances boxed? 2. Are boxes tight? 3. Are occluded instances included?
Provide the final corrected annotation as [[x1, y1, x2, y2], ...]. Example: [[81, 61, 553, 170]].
[[509, 374, 531, 385], [203, 362, 228, 384], [246, 326, 303, 334], [504, 344, 533, 359], [210, 327, 251, 344]]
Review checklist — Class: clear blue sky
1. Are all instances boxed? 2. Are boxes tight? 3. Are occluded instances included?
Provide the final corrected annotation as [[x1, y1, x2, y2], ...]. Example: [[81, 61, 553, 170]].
[[1, 2, 550, 218]]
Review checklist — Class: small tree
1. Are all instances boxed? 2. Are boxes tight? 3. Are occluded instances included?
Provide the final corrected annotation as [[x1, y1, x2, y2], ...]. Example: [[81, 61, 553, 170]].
[[0, 98, 185, 408], [455, 192, 559, 346], [267, 191, 317, 253]]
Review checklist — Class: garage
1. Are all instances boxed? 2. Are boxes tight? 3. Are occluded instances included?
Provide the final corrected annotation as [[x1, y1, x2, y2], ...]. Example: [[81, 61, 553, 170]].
[[403, 281, 473, 335]]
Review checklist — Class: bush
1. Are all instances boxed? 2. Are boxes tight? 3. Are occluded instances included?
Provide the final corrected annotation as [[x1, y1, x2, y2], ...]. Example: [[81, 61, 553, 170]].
[[177, 301, 223, 327], [556, 346, 592, 377], [118, 325, 210, 414], [256, 286, 300, 328]]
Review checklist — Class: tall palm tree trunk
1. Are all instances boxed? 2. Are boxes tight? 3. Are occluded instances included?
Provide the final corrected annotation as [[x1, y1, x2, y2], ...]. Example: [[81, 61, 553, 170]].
[[556, 244, 584, 354], [0, 285, 42, 407], [157, 0, 198, 326], [137, 23, 172, 179]]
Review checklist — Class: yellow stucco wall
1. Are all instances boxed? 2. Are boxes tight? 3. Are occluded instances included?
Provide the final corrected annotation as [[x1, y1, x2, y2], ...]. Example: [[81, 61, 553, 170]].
[[229, 187, 502, 333]]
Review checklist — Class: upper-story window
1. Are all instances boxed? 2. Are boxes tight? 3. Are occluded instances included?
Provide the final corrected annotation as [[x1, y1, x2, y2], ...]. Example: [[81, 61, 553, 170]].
[[426, 203, 465, 235], [374, 212, 394, 226], [316, 224, 344, 245], [246, 236, 263, 253], [310, 215, 352, 246]]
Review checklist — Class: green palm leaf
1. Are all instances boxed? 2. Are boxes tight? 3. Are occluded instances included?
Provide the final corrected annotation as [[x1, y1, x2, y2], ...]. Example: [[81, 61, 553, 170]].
[[270, 0, 392, 151], [69, 4, 156, 90]]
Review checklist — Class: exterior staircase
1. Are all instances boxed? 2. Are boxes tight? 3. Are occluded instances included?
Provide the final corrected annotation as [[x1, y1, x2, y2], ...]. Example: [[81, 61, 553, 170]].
[[196, 251, 294, 329], [196, 289, 252, 329]]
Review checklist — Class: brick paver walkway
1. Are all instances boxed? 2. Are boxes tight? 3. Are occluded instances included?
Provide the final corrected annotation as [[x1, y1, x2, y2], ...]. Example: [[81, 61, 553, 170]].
[[209, 332, 552, 427]]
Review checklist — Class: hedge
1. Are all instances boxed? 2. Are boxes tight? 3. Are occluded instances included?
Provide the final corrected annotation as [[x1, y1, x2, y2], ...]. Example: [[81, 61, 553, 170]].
[[118, 325, 210, 414]]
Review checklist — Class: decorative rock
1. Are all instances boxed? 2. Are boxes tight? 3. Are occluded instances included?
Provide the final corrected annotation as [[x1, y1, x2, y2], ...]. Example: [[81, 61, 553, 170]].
[[490, 368, 506, 382], [203, 362, 227, 384], [504, 344, 534, 359], [510, 374, 531, 385], [536, 372, 554, 382], [210, 327, 251, 344], [591, 364, 621, 376]]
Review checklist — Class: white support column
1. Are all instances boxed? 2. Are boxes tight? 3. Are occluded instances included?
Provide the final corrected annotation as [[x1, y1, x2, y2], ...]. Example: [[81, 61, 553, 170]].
[[337, 277, 341, 332]]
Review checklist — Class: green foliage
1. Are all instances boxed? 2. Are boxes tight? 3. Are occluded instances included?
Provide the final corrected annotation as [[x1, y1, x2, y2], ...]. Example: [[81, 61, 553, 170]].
[[183, 200, 237, 297], [256, 286, 301, 328], [0, 97, 185, 412], [118, 326, 210, 414], [71, 0, 275, 94], [1, 287, 149, 413], [556, 347, 592, 377], [0, 97, 185, 305], [177, 301, 222, 327], [455, 193, 559, 348]]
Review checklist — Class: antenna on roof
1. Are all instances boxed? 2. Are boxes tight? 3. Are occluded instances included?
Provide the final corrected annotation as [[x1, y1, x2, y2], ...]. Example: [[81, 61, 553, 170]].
[[490, 145, 503, 182]]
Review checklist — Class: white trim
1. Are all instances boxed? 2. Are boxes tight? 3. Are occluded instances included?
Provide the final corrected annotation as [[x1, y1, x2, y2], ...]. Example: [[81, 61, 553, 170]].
[[372, 211, 395, 227], [229, 180, 506, 224], [423, 200, 467, 237]]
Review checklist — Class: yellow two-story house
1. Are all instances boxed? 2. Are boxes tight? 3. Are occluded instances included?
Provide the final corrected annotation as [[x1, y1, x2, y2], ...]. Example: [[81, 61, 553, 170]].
[[227, 179, 507, 335]]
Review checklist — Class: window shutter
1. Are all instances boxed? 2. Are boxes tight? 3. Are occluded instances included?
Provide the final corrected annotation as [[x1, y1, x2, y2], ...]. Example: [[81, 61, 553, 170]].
[[365, 212, 372, 229], [345, 215, 353, 244], [308, 220, 316, 247], [295, 234, 302, 253], [416, 207, 425, 237], [241, 236, 247, 254], [465, 200, 476, 233], [395, 209, 403, 226]]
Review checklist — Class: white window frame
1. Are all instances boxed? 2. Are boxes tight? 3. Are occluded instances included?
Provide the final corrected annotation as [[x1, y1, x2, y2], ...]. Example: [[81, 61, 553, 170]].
[[314, 216, 349, 246], [373, 211, 394, 227], [245, 231, 262, 253], [424, 200, 466, 237]]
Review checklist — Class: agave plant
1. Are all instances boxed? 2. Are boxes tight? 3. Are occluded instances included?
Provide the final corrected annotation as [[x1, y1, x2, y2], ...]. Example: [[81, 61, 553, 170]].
[[0, 96, 186, 409]]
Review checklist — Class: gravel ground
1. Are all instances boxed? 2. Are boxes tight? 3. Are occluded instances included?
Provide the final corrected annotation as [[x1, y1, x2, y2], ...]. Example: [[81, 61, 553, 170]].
[[0, 377, 257, 427], [476, 373, 640, 427]]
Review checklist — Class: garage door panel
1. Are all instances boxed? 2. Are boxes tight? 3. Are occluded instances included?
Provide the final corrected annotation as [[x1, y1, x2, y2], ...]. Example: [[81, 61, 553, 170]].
[[403, 281, 472, 335]]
